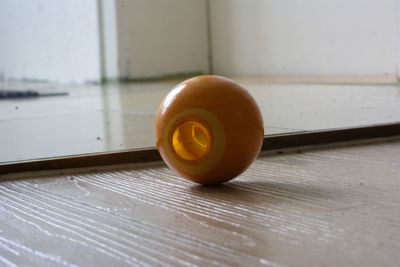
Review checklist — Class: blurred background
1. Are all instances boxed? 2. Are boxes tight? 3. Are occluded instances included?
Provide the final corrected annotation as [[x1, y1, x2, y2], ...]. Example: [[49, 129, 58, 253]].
[[0, 0, 399, 164], [0, 0, 399, 84]]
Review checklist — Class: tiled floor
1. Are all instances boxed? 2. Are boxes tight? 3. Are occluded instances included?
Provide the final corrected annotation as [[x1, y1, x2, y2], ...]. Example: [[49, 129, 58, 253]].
[[0, 79, 399, 163]]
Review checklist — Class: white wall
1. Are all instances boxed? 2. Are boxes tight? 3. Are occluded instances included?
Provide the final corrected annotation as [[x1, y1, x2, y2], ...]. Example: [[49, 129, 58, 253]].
[[114, 0, 210, 79], [210, 0, 400, 77], [397, 0, 400, 77], [98, 0, 119, 81], [1, 0, 398, 83], [0, 0, 209, 83], [0, 0, 101, 83]]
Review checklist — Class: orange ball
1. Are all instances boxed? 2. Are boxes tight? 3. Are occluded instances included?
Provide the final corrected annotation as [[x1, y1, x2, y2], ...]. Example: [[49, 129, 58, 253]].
[[155, 75, 264, 185]]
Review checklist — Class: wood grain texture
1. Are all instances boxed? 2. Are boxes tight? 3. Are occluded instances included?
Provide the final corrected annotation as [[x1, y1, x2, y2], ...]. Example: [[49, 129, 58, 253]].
[[1, 139, 400, 266]]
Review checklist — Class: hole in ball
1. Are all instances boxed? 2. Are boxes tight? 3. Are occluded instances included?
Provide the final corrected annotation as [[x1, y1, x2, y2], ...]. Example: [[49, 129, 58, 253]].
[[172, 121, 211, 161]]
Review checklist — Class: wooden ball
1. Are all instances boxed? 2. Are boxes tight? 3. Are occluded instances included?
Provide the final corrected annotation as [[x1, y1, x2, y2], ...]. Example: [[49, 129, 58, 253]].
[[155, 75, 264, 185]]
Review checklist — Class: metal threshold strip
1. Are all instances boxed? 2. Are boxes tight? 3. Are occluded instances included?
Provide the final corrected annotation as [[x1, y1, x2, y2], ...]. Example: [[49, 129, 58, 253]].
[[1, 122, 400, 176]]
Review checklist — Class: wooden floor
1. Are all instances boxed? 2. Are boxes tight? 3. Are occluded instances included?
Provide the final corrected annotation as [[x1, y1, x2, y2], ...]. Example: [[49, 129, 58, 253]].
[[1, 139, 400, 267]]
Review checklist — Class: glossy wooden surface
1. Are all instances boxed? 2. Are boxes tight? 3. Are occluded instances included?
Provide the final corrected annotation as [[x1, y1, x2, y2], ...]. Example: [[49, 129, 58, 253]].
[[0, 80, 399, 164], [1, 139, 400, 266]]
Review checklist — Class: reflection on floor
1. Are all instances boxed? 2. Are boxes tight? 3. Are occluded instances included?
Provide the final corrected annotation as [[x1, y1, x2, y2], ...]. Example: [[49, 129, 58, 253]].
[[0, 79, 399, 163]]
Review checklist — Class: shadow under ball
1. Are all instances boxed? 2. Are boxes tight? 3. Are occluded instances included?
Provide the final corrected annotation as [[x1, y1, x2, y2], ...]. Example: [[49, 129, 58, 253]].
[[155, 75, 264, 185]]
